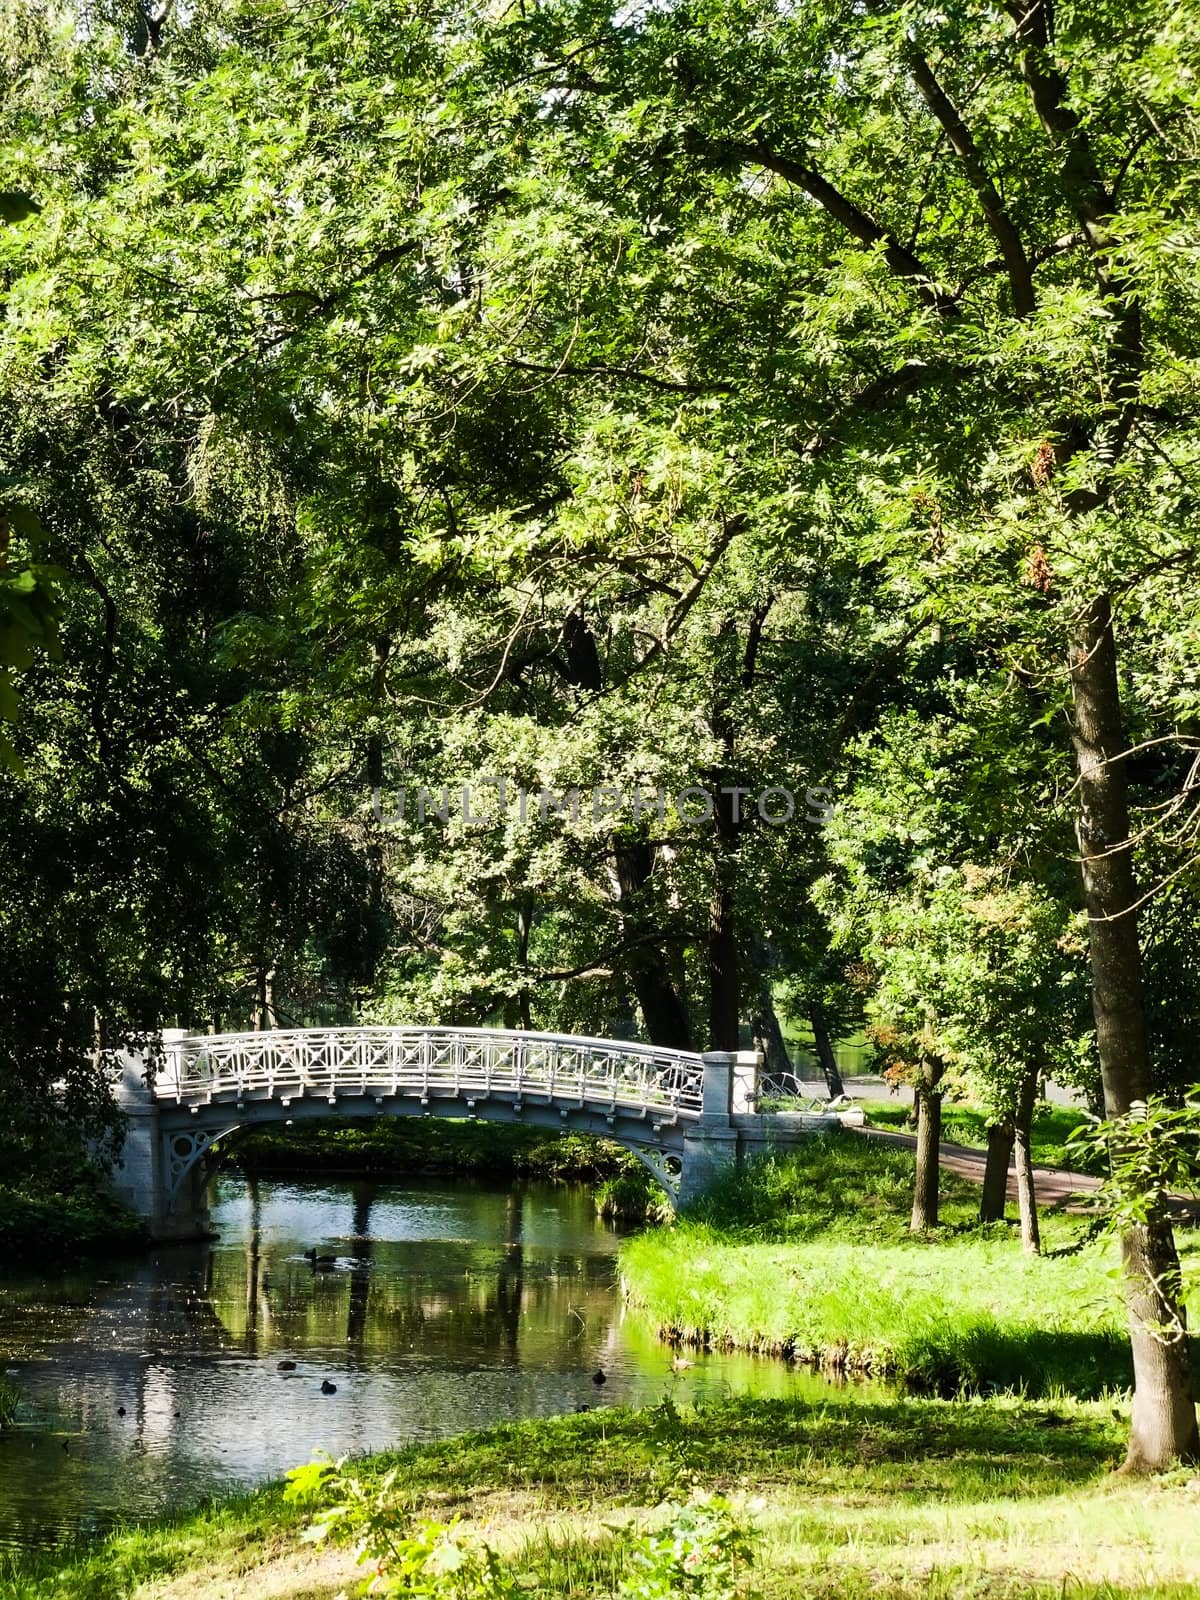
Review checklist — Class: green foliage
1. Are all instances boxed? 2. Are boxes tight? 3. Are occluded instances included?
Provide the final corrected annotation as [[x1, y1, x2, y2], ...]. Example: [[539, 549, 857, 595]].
[[0, 1377, 18, 1429], [596, 1168, 673, 1225], [287, 1459, 521, 1599], [223, 1117, 641, 1183], [0, 497, 61, 771], [1067, 1092, 1200, 1231], [815, 706, 1093, 1115], [616, 1493, 756, 1600], [286, 1458, 755, 1600], [2, 0, 1200, 1470], [0, 1116, 143, 1265], [0, 1166, 144, 1266]]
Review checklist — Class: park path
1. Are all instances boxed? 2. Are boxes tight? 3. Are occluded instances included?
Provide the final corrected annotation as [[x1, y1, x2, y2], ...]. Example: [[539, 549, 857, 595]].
[[854, 1125, 1102, 1212]]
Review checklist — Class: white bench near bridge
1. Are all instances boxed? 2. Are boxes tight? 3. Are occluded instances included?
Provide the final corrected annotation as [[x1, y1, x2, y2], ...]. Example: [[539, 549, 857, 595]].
[[110, 1024, 861, 1239]]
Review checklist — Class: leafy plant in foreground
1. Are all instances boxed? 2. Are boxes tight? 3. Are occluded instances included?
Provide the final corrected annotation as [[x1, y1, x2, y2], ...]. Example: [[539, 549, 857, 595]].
[[1067, 1092, 1200, 1234], [286, 1457, 758, 1598], [1067, 1094, 1200, 1428], [615, 1493, 757, 1600], [286, 1457, 521, 1597]]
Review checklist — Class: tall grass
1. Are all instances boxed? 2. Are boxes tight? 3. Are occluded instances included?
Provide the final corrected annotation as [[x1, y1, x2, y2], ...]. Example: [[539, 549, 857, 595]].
[[619, 1132, 1193, 1396]]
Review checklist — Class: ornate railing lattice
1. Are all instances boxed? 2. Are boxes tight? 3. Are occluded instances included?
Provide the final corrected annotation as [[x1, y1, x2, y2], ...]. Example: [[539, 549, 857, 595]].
[[155, 1025, 706, 1118]]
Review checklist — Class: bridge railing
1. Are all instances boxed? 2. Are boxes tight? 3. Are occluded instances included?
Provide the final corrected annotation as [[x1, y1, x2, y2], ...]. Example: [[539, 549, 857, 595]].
[[155, 1025, 707, 1118]]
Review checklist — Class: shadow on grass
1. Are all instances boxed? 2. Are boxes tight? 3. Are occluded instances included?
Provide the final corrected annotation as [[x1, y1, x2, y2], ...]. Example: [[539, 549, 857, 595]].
[[368, 1393, 1127, 1508], [682, 1132, 1001, 1242], [895, 1325, 1132, 1400], [0, 1396, 1139, 1600]]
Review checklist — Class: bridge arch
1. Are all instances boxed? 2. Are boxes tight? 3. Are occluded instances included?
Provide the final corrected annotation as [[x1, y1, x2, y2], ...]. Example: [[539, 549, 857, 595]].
[[110, 1025, 850, 1239]]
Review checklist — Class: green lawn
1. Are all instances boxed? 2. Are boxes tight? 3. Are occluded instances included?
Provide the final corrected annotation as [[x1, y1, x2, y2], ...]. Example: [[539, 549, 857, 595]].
[[619, 1131, 1198, 1395], [3, 1394, 1199, 1600]]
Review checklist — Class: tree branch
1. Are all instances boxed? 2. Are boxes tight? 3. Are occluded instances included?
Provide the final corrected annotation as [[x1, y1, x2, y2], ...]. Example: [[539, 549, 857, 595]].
[[905, 46, 1036, 317], [718, 140, 959, 317], [613, 513, 745, 687]]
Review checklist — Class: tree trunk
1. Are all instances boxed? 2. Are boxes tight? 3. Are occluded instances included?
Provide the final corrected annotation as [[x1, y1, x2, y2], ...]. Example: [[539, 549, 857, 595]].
[[706, 875, 740, 1050], [704, 608, 770, 1053], [630, 949, 693, 1050], [979, 1121, 1013, 1224], [910, 1065, 943, 1232], [1013, 1068, 1041, 1255], [751, 983, 792, 1077], [1070, 594, 1199, 1468], [810, 1010, 844, 1099], [561, 610, 694, 1053], [516, 898, 533, 1033], [1121, 1221, 1200, 1472], [613, 838, 692, 1050]]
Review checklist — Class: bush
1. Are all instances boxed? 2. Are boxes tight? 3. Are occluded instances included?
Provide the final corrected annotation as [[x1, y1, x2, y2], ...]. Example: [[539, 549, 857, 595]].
[[221, 1118, 642, 1184], [285, 1457, 756, 1600], [0, 1172, 144, 1266], [597, 1170, 673, 1225]]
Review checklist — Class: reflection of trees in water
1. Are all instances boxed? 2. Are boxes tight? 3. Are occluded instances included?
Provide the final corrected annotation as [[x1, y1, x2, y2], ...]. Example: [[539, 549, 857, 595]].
[[242, 1175, 265, 1354], [198, 1181, 618, 1370], [0, 1181, 637, 1548], [346, 1183, 373, 1350], [495, 1190, 524, 1358]]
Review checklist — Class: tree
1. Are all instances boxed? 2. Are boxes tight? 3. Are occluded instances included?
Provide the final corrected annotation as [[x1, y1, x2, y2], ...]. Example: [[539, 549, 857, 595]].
[[449, 0, 1200, 1468], [8, 0, 1200, 1465]]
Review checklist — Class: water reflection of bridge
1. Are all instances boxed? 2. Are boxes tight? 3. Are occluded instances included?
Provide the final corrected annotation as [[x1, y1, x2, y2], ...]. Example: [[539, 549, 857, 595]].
[[0, 1175, 814, 1548]]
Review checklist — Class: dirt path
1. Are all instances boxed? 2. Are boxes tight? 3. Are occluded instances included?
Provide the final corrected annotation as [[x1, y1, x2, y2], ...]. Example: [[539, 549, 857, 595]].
[[855, 1126, 1102, 1212]]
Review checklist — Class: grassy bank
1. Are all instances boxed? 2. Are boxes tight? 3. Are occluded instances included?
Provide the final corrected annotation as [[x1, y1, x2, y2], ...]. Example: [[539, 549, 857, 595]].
[[861, 1101, 1101, 1172], [619, 1132, 1199, 1396], [220, 1118, 642, 1185], [3, 1393, 1199, 1600]]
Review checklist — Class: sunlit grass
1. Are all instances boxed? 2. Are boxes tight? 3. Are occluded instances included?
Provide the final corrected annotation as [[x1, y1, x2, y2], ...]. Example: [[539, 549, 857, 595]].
[[3, 1395, 1198, 1599], [619, 1133, 1198, 1394]]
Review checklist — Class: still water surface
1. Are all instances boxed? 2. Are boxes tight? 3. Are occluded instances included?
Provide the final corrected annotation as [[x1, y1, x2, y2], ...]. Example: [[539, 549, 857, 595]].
[[0, 1174, 826, 1549]]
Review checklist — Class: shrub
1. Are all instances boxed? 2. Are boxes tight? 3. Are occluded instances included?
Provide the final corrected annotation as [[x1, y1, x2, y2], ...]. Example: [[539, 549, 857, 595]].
[[597, 1170, 673, 1225], [617, 1493, 757, 1600]]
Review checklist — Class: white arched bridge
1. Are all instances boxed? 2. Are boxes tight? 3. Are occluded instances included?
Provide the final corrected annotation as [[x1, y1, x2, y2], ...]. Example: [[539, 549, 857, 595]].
[[111, 1024, 859, 1239]]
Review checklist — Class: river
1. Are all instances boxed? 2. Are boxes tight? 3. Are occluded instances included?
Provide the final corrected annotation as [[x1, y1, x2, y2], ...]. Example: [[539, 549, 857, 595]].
[[0, 1172, 831, 1549]]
